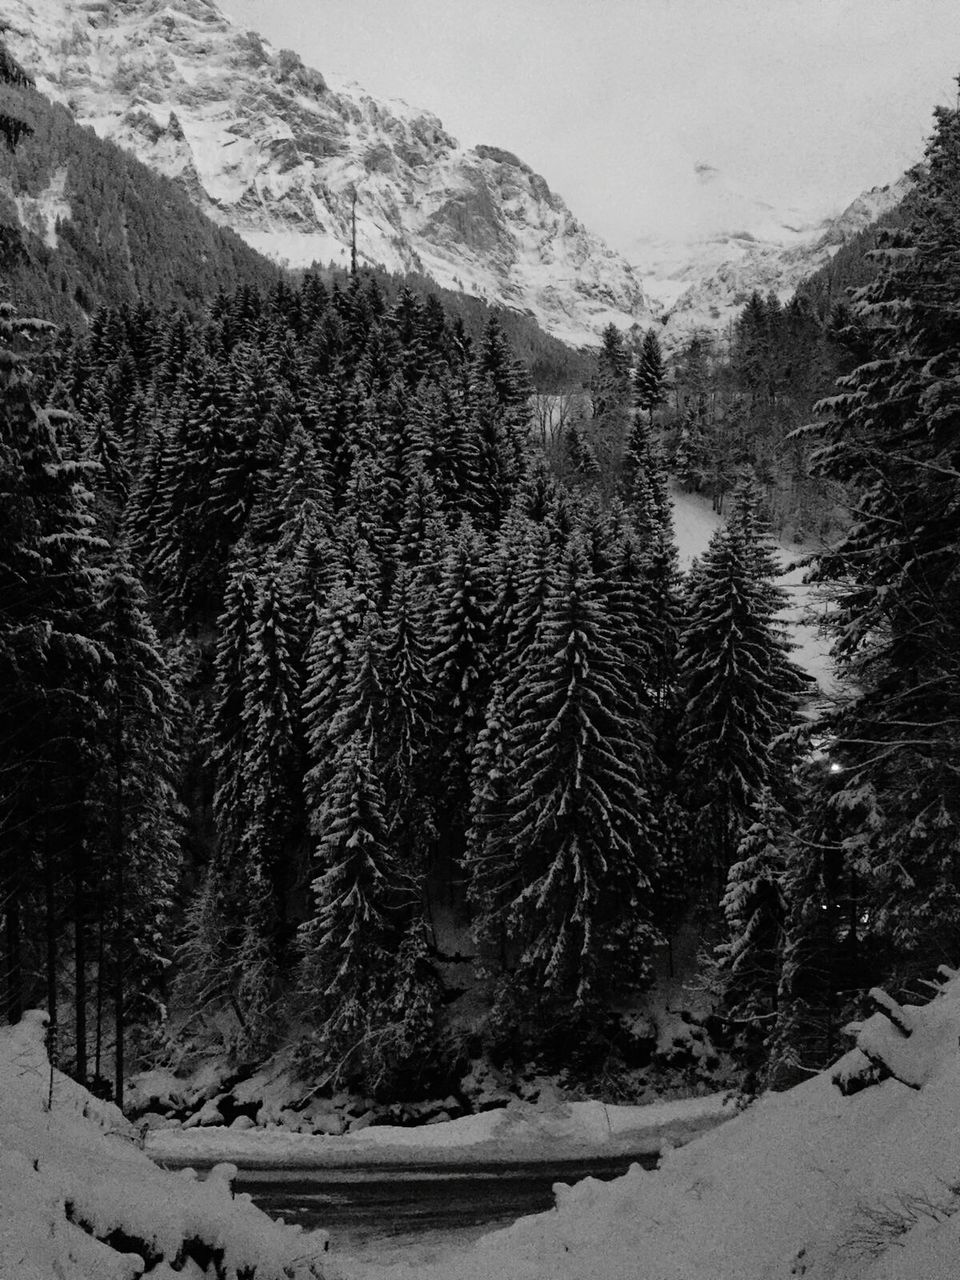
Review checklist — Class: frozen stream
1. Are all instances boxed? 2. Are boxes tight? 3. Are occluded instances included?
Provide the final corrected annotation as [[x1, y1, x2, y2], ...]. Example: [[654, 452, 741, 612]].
[[234, 1156, 656, 1264]]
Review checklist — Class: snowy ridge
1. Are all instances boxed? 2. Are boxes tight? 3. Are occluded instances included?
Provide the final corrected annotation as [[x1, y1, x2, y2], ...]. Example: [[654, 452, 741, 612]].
[[0, 1010, 330, 1279], [3, 0, 654, 347], [340, 970, 960, 1279]]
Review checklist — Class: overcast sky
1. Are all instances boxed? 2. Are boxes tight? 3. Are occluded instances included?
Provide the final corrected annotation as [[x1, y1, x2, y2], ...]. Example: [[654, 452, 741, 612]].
[[222, 0, 960, 252]]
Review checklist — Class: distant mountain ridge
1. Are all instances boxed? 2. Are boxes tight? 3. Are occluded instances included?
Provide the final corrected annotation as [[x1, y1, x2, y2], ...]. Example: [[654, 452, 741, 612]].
[[4, 0, 656, 347], [634, 168, 914, 341]]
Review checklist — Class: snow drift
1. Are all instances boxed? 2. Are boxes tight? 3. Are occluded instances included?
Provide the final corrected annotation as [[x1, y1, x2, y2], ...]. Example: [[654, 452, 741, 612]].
[[0, 1010, 331, 1279]]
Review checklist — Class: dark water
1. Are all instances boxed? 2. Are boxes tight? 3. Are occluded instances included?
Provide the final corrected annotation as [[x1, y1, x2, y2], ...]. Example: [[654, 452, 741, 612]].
[[235, 1155, 657, 1261]]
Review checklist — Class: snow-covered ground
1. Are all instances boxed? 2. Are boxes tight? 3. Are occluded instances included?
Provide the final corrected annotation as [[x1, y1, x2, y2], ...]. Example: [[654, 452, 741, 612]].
[[146, 1094, 736, 1170], [0, 1010, 331, 1279], [10, 975, 960, 1279], [335, 971, 960, 1280]]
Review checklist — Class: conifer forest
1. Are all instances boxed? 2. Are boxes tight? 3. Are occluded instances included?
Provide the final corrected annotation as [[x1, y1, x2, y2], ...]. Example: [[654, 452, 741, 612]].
[[3, 34, 960, 1137]]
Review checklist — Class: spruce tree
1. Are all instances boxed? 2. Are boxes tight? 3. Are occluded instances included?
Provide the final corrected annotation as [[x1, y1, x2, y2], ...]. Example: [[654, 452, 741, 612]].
[[716, 790, 792, 1075], [233, 562, 305, 1050], [496, 543, 660, 1027], [802, 91, 960, 986], [678, 499, 805, 900], [298, 731, 411, 1084], [634, 327, 666, 425], [429, 520, 493, 877], [93, 558, 182, 1101]]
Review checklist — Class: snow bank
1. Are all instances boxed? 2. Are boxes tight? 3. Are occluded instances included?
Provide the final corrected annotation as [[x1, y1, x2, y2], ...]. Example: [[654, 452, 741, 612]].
[[0, 1011, 332, 1279], [147, 1093, 736, 1170], [339, 973, 960, 1279]]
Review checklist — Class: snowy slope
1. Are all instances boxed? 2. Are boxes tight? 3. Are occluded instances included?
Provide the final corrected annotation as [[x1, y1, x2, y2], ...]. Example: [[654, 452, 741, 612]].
[[0, 1010, 331, 1279], [342, 971, 960, 1280], [3, 0, 654, 347]]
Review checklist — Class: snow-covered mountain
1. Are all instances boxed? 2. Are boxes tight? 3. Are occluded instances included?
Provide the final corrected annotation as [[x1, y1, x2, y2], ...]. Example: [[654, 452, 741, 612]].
[[3, 0, 655, 347], [632, 165, 913, 342]]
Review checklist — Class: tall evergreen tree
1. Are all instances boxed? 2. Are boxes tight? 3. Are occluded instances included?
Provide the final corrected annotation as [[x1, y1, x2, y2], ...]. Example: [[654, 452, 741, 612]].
[[429, 520, 493, 879], [678, 496, 805, 899], [494, 543, 660, 1027], [634, 327, 667, 425], [298, 730, 414, 1086], [802, 92, 960, 986], [93, 558, 182, 1101]]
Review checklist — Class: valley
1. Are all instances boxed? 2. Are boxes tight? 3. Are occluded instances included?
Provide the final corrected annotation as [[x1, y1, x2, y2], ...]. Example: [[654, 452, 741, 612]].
[[1, 3, 959, 1279]]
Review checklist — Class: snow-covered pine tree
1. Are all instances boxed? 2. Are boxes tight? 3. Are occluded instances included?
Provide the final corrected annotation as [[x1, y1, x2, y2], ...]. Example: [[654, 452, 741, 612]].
[[589, 323, 633, 495], [233, 561, 305, 1052], [767, 757, 877, 1089], [150, 348, 233, 625], [623, 412, 671, 540], [93, 557, 183, 1101], [715, 789, 792, 1074], [208, 545, 259, 858], [428, 519, 493, 880], [464, 681, 521, 971], [678, 496, 806, 902], [498, 542, 660, 1028], [634, 327, 667, 426], [800, 91, 960, 988], [563, 422, 600, 484], [302, 558, 378, 820], [298, 730, 413, 1086], [380, 568, 436, 870], [473, 315, 532, 493]]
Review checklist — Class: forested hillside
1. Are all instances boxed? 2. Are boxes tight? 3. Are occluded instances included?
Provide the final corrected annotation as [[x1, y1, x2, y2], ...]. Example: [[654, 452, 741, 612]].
[[2, 22, 959, 1152], [3, 250, 814, 1108], [0, 80, 281, 321]]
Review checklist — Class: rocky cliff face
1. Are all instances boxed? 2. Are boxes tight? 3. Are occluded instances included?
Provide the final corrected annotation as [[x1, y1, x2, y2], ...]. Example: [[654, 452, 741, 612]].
[[4, 0, 654, 346]]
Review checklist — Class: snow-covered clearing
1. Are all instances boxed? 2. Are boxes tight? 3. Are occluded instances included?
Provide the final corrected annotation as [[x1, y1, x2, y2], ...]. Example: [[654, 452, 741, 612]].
[[335, 970, 960, 1280], [146, 1093, 736, 1170], [0, 1011, 331, 1279]]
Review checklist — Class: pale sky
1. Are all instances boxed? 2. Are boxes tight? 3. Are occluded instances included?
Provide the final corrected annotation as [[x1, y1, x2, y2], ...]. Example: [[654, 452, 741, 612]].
[[222, 0, 960, 253]]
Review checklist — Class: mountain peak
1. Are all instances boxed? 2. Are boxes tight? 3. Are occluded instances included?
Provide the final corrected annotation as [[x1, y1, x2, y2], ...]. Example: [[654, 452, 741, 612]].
[[5, 0, 654, 345]]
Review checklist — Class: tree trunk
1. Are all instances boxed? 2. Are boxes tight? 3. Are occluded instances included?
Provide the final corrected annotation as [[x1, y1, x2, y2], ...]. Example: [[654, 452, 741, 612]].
[[43, 823, 58, 1054], [74, 861, 87, 1086], [3, 887, 23, 1023], [113, 693, 125, 1110], [94, 895, 105, 1084]]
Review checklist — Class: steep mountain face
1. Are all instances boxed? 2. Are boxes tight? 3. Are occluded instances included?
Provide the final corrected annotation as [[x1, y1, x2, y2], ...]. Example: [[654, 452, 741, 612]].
[[4, 0, 654, 348], [636, 167, 913, 342]]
